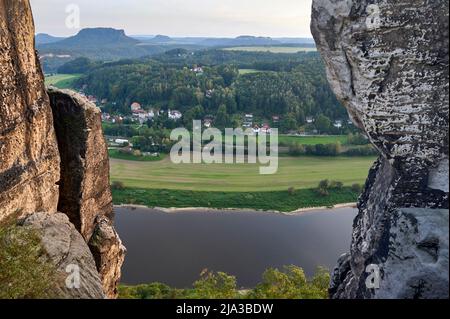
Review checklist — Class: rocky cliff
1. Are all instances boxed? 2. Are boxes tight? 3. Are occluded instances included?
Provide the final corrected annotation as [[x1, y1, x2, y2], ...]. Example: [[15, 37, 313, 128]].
[[0, 0, 124, 298], [0, 0, 60, 221], [48, 88, 126, 299], [311, 0, 449, 298]]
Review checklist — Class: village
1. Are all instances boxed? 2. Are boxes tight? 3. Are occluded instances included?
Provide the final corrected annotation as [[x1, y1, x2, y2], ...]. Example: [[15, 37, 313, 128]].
[[71, 90, 359, 161]]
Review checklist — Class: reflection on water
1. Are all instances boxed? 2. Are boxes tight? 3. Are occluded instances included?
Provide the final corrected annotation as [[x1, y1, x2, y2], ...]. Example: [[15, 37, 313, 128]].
[[115, 207, 356, 288]]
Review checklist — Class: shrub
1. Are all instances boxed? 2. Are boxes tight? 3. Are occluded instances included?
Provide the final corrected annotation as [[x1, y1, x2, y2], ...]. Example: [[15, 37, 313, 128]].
[[330, 181, 344, 190], [318, 179, 330, 190], [316, 188, 329, 197], [119, 266, 330, 300], [0, 224, 56, 299], [288, 143, 305, 156], [132, 149, 143, 157], [111, 181, 125, 190], [344, 145, 378, 156], [288, 187, 296, 196], [192, 270, 238, 299], [248, 266, 330, 299], [351, 183, 363, 193]]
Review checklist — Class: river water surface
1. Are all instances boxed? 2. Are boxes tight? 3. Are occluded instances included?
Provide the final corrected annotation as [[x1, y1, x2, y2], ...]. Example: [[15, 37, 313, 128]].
[[115, 206, 357, 288]]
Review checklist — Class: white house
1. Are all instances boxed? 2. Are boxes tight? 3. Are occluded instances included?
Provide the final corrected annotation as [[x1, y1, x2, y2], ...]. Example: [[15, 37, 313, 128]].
[[306, 116, 315, 124], [115, 139, 129, 145], [243, 114, 254, 128], [130, 102, 142, 112], [333, 120, 343, 128], [260, 124, 272, 134], [168, 110, 182, 120]]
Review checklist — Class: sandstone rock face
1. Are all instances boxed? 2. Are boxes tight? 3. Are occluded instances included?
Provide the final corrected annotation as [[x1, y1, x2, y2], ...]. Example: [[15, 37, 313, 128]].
[[312, 0, 449, 298], [18, 212, 105, 299], [89, 216, 126, 299], [48, 88, 113, 241], [48, 88, 125, 299], [0, 0, 60, 222], [0, 1, 124, 298]]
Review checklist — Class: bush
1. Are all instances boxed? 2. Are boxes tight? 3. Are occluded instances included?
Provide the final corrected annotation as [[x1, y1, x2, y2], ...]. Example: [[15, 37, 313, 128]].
[[249, 266, 330, 299], [192, 270, 238, 299], [344, 145, 378, 156], [133, 150, 142, 157], [330, 181, 344, 190], [351, 183, 363, 193], [119, 266, 330, 300], [0, 224, 56, 299], [318, 179, 330, 190], [347, 133, 369, 146], [288, 143, 305, 156], [316, 188, 329, 197], [288, 187, 296, 196], [111, 181, 125, 190]]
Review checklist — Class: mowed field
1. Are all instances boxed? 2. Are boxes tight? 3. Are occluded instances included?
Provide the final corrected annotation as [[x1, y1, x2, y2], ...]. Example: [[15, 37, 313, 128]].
[[224, 46, 317, 53], [110, 156, 375, 192], [45, 74, 82, 89]]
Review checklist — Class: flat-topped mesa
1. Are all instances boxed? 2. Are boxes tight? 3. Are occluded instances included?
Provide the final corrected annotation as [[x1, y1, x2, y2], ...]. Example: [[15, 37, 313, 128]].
[[0, 0, 60, 221], [311, 0, 449, 298]]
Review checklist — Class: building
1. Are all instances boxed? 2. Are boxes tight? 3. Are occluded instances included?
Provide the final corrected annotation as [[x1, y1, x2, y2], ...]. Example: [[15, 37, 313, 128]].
[[204, 119, 212, 128], [191, 66, 204, 74], [130, 102, 142, 112], [101, 113, 111, 122], [243, 114, 254, 128], [333, 120, 343, 128], [205, 89, 214, 98], [114, 139, 129, 146], [261, 124, 272, 134], [168, 110, 182, 120], [306, 116, 315, 124]]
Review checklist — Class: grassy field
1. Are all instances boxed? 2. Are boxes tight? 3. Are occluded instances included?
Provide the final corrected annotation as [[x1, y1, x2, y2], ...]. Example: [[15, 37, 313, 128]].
[[44, 74, 82, 89], [110, 156, 375, 192], [239, 69, 264, 75], [224, 46, 317, 53]]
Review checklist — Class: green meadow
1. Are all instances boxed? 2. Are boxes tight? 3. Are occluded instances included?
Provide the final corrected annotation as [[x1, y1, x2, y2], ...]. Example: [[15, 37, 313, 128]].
[[110, 156, 374, 192], [44, 74, 82, 89]]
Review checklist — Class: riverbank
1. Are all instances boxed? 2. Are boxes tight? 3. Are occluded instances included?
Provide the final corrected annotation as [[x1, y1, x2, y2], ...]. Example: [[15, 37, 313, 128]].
[[112, 187, 360, 213], [114, 202, 357, 215]]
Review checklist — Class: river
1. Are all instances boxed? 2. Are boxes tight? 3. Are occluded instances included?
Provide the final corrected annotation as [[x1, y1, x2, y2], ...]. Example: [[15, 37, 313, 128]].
[[115, 206, 357, 288]]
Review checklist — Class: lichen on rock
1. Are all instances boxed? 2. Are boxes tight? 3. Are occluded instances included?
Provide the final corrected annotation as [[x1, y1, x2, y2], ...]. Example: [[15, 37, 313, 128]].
[[311, 0, 449, 299], [18, 212, 106, 299]]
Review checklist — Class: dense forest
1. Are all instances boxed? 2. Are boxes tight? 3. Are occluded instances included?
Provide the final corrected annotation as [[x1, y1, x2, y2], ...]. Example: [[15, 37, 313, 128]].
[[69, 50, 347, 130]]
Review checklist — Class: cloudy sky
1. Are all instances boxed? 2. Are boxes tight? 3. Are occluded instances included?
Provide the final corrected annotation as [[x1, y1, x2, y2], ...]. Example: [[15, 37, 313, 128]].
[[30, 0, 313, 37]]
